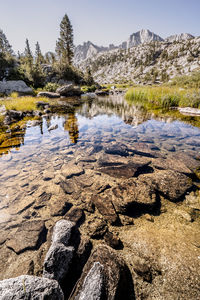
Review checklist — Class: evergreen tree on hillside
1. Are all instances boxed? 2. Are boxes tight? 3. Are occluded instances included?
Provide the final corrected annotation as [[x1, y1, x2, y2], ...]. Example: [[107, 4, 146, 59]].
[[0, 29, 13, 54], [0, 29, 16, 80], [24, 39, 33, 67], [56, 14, 74, 65], [35, 42, 44, 65]]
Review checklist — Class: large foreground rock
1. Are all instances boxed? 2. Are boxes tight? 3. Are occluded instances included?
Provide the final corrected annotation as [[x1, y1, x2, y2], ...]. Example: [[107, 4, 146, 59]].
[[43, 243, 74, 282], [0, 275, 64, 299], [0, 80, 33, 95], [43, 220, 75, 283], [75, 262, 104, 300], [70, 244, 134, 300], [51, 219, 74, 245]]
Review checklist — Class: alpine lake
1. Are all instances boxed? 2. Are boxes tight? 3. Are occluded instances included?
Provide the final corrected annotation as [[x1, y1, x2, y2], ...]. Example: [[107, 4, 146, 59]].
[[0, 94, 200, 298]]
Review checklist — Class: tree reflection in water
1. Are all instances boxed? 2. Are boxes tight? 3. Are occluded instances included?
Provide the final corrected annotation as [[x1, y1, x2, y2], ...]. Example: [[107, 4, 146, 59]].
[[64, 112, 79, 144]]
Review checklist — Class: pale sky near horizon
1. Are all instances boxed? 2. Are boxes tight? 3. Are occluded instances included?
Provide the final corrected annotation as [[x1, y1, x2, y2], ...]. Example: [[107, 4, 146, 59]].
[[0, 0, 199, 54]]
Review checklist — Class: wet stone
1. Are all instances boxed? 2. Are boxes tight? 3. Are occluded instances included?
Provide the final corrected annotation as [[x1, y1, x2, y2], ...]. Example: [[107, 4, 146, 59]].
[[65, 207, 84, 225], [92, 195, 119, 225], [89, 219, 108, 239], [49, 197, 72, 217], [6, 220, 47, 254], [104, 231, 122, 249], [104, 143, 129, 156], [1, 168, 20, 179], [110, 177, 157, 214], [61, 164, 84, 179], [60, 180, 76, 194], [98, 161, 151, 179], [140, 170, 193, 202], [151, 157, 193, 175]]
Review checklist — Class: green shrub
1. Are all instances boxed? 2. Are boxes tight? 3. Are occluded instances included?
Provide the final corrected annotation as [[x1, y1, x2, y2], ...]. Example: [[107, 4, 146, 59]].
[[170, 71, 200, 88], [43, 82, 60, 92]]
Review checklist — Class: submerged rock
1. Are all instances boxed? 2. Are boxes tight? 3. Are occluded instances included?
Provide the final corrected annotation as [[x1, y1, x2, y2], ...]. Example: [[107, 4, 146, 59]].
[[111, 177, 157, 213], [140, 170, 193, 202], [6, 220, 47, 254], [98, 161, 151, 179], [61, 164, 84, 179], [92, 195, 119, 224], [0, 275, 64, 299], [104, 143, 129, 156]]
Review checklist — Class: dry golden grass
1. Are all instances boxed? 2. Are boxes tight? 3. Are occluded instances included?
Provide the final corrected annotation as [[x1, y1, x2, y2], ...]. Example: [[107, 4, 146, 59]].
[[0, 95, 48, 111]]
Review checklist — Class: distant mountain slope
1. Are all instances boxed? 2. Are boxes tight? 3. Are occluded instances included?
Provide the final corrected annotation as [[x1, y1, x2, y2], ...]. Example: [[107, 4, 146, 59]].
[[74, 30, 199, 84], [74, 29, 164, 64]]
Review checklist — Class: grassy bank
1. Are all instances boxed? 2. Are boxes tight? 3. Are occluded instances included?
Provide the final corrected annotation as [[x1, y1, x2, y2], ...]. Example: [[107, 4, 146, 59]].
[[0, 94, 48, 111], [125, 86, 200, 109]]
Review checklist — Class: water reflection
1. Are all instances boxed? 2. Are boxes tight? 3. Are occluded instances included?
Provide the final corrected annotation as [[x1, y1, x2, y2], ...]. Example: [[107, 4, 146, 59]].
[[0, 95, 200, 156], [64, 112, 79, 144]]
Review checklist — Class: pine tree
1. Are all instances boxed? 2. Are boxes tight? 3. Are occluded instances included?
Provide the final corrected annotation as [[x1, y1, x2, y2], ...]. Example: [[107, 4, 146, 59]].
[[0, 29, 13, 54], [24, 39, 33, 68], [56, 14, 74, 65], [35, 41, 44, 65], [84, 67, 94, 85]]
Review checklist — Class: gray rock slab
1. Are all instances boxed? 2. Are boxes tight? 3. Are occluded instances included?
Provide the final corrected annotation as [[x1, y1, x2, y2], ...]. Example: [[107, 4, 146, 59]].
[[0, 275, 64, 299], [43, 243, 74, 282], [52, 219, 75, 246]]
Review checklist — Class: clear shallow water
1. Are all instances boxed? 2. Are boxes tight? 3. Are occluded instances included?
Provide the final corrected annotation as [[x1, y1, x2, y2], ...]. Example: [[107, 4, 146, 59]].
[[0, 94, 200, 210]]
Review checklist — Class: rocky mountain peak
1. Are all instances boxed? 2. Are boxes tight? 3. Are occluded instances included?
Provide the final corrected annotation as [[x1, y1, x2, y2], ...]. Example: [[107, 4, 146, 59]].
[[166, 33, 195, 43], [121, 29, 164, 49]]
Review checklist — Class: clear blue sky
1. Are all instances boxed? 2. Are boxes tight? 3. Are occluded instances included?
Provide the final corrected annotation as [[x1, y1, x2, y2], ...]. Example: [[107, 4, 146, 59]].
[[1, 0, 200, 54]]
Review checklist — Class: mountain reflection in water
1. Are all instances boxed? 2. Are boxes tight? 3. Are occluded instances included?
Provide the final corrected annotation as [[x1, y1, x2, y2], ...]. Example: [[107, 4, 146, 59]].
[[0, 94, 200, 157]]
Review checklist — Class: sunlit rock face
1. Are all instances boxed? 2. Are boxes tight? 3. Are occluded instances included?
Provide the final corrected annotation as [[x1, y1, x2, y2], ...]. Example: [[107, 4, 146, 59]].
[[166, 33, 194, 42], [122, 29, 164, 49]]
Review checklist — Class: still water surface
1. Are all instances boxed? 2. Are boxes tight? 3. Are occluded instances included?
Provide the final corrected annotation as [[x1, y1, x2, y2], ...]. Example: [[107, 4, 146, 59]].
[[0, 95, 200, 209]]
